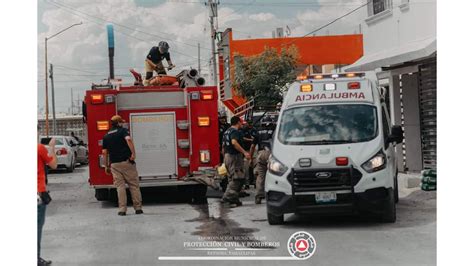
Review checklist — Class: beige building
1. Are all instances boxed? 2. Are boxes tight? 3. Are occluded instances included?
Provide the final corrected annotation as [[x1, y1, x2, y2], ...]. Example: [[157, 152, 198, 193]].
[[38, 115, 87, 142]]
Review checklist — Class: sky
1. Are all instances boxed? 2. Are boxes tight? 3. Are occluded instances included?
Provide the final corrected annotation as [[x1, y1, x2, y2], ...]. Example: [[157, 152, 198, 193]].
[[37, 0, 367, 114]]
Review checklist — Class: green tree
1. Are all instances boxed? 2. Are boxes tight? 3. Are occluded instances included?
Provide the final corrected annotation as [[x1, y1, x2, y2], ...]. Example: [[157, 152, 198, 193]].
[[233, 46, 299, 107]]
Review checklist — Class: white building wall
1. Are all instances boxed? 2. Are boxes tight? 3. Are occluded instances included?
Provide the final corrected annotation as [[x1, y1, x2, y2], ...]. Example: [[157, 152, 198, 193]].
[[362, 0, 436, 57]]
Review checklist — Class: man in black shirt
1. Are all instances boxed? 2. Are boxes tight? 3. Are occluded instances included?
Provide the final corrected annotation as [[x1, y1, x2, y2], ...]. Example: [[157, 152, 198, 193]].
[[218, 112, 230, 163], [102, 115, 143, 216], [221, 116, 250, 206], [144, 41, 176, 85]]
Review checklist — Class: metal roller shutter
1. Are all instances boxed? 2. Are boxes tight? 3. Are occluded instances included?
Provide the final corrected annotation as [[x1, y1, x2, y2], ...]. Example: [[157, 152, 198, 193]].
[[418, 59, 437, 169]]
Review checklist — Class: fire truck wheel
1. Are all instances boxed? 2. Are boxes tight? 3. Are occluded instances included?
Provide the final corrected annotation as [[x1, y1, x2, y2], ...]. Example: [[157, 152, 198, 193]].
[[95, 189, 109, 201], [192, 185, 208, 204], [109, 188, 118, 204]]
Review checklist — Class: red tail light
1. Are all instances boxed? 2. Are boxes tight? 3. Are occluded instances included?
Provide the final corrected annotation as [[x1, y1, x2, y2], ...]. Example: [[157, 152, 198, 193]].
[[348, 82, 360, 89], [56, 148, 68, 155], [336, 157, 348, 166]]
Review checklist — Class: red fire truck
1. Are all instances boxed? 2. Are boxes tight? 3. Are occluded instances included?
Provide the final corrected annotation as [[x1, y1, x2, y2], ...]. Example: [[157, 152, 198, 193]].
[[83, 70, 219, 202]]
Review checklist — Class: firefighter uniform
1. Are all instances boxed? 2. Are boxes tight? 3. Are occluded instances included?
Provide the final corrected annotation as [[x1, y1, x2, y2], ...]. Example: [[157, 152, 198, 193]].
[[221, 127, 245, 204], [255, 149, 271, 203]]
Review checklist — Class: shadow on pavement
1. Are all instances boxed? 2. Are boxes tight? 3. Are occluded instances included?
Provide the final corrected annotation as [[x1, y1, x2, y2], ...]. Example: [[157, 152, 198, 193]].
[[281, 190, 436, 230]]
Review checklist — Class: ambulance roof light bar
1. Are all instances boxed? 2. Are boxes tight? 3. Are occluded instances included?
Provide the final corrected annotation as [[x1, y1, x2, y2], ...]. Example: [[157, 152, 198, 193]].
[[298, 72, 365, 81]]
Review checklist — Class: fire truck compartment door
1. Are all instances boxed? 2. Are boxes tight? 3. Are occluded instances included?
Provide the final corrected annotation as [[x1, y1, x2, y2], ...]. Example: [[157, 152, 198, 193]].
[[130, 112, 177, 178]]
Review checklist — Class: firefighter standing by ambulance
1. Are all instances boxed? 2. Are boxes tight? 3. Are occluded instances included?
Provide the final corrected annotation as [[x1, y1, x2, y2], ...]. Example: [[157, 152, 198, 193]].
[[221, 116, 251, 207], [242, 120, 259, 186], [254, 119, 276, 204]]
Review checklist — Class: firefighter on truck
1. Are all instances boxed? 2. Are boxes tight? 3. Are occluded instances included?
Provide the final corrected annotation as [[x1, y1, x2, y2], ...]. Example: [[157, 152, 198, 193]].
[[144, 41, 176, 86]]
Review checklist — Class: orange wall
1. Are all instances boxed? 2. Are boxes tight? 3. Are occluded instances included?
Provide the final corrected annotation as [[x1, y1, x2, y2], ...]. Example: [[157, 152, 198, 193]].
[[231, 34, 363, 65], [219, 30, 364, 112]]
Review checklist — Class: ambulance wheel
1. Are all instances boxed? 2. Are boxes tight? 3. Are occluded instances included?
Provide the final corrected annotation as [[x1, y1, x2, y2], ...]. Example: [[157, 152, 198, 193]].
[[380, 188, 396, 223], [95, 189, 109, 201], [192, 185, 208, 204], [267, 212, 284, 225], [394, 171, 399, 203]]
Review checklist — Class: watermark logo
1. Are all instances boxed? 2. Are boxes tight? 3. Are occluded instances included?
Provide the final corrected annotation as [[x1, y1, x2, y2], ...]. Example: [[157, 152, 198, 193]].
[[287, 231, 316, 260]]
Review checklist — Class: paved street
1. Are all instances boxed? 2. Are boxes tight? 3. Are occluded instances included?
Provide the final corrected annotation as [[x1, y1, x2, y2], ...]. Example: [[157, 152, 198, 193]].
[[42, 166, 436, 266]]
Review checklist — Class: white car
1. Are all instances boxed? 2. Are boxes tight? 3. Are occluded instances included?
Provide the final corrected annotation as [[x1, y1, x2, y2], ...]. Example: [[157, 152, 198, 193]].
[[265, 73, 403, 225], [66, 137, 89, 165], [40, 136, 77, 172]]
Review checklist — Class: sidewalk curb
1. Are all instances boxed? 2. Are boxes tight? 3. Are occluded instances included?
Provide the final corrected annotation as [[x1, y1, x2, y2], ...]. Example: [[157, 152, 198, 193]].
[[399, 173, 421, 189]]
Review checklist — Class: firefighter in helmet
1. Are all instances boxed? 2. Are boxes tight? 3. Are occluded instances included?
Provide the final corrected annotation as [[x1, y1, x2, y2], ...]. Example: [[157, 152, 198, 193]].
[[144, 41, 176, 85]]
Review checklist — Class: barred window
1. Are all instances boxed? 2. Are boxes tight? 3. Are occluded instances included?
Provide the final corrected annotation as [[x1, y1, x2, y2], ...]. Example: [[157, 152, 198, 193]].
[[368, 0, 393, 16]]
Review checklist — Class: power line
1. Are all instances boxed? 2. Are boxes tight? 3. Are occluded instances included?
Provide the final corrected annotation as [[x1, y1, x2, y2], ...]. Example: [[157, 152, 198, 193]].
[[279, 0, 369, 48], [301, 1, 369, 37], [46, 0, 201, 59], [219, 0, 256, 20], [47, 0, 212, 51]]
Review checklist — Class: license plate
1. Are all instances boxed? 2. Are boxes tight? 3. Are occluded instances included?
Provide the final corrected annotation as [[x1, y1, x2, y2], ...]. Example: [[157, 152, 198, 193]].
[[315, 191, 337, 203]]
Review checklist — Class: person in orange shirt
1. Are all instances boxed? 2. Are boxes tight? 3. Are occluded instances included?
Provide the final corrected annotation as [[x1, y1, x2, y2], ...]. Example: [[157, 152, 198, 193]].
[[37, 137, 57, 266]]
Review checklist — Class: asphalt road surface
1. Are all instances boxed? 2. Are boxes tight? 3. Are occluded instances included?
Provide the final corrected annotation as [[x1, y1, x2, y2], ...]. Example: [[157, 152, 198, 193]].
[[41, 166, 436, 266]]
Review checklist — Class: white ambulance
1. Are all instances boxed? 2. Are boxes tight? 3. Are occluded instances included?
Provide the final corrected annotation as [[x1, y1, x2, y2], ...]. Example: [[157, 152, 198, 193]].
[[265, 73, 403, 225]]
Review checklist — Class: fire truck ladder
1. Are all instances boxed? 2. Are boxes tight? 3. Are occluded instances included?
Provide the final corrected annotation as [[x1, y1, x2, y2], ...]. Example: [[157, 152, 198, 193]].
[[233, 98, 255, 120]]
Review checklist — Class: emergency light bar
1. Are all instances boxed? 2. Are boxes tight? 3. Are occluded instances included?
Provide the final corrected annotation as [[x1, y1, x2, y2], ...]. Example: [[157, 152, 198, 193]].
[[348, 82, 361, 89], [324, 83, 336, 91], [300, 84, 313, 92], [201, 90, 213, 100], [97, 121, 110, 131], [91, 94, 104, 104], [197, 116, 210, 126], [299, 72, 365, 81]]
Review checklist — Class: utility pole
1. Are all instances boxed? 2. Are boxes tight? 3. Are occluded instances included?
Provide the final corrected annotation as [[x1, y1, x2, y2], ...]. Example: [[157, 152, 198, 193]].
[[70, 88, 74, 115], [76, 94, 81, 115], [49, 63, 57, 135], [44, 22, 82, 136], [206, 0, 219, 86], [44, 38, 49, 136], [198, 43, 201, 73]]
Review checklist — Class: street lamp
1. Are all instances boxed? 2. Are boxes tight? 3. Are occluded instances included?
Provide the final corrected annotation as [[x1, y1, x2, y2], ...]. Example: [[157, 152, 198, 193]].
[[44, 21, 82, 136]]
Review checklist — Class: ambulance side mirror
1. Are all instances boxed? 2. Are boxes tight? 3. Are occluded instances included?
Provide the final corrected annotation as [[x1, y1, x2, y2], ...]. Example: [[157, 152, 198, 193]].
[[389, 125, 403, 144]]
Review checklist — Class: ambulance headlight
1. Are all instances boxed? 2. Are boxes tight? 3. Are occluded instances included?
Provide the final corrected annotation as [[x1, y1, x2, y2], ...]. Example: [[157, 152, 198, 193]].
[[268, 155, 288, 176], [361, 151, 386, 173]]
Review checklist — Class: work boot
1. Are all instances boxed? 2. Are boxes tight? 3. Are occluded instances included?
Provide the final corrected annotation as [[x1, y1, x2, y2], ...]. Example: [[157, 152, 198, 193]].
[[135, 210, 144, 215], [38, 257, 52, 266], [118, 212, 126, 216], [221, 197, 243, 207], [239, 191, 250, 197]]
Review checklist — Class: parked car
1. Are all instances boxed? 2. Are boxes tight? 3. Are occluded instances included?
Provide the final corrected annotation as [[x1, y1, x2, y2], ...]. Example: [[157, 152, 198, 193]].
[[40, 136, 76, 172], [66, 137, 88, 165]]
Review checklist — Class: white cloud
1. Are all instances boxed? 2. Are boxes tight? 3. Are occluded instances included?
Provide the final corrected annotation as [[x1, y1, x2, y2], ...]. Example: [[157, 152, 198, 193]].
[[249, 13, 275, 22], [38, 0, 366, 113]]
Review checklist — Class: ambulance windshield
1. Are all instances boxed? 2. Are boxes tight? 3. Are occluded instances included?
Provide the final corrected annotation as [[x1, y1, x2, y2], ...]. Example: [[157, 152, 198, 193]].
[[278, 104, 377, 145]]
